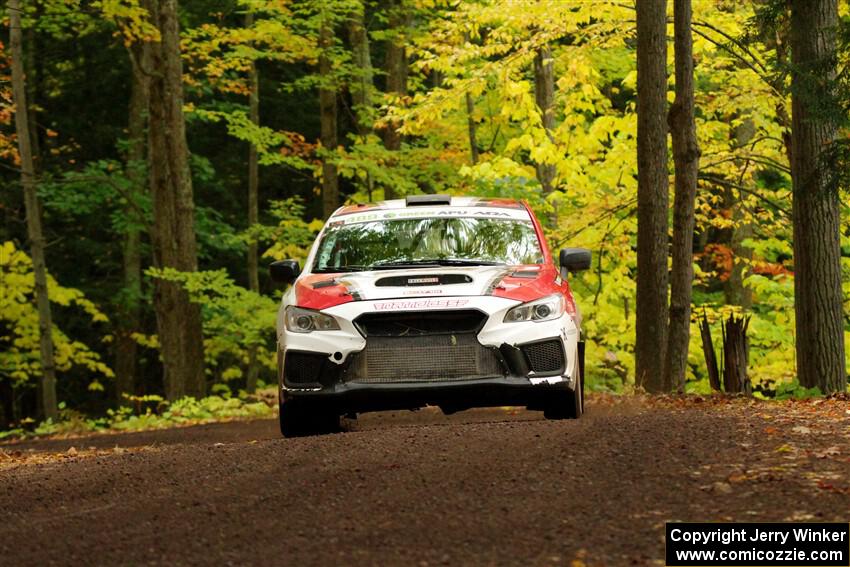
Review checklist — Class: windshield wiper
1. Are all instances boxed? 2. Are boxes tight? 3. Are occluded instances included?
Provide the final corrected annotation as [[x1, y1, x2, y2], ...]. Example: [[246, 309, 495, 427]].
[[313, 265, 372, 273], [372, 258, 505, 269]]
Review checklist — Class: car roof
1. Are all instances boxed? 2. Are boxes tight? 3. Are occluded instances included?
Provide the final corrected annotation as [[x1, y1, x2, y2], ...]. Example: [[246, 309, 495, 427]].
[[332, 196, 529, 219]]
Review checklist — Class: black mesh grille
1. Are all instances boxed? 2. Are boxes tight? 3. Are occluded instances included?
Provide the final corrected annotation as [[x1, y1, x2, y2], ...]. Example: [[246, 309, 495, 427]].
[[522, 340, 565, 374], [284, 352, 328, 385], [345, 334, 505, 383]]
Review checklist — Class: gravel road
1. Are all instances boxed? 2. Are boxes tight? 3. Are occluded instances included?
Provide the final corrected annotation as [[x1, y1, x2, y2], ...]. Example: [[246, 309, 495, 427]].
[[2, 397, 849, 566]]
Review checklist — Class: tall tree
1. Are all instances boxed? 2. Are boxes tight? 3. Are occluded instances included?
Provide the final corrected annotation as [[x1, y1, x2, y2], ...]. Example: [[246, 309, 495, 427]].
[[789, 0, 846, 393], [348, 1, 375, 200], [348, 1, 373, 134], [533, 45, 556, 200], [147, 0, 206, 400], [382, 0, 408, 200], [115, 30, 151, 399], [635, 0, 669, 393], [8, 0, 58, 420], [245, 9, 261, 393], [319, 17, 339, 218], [465, 91, 479, 165], [246, 10, 260, 295], [662, 0, 700, 392], [348, 2, 375, 201], [24, 12, 39, 173], [462, 33, 478, 165]]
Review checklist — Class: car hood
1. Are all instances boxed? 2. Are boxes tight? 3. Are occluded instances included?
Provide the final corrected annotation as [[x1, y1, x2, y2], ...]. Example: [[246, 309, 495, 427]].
[[293, 264, 562, 310]]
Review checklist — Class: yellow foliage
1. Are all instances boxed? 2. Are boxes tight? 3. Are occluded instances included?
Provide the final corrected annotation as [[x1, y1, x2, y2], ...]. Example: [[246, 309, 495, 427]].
[[0, 241, 113, 385]]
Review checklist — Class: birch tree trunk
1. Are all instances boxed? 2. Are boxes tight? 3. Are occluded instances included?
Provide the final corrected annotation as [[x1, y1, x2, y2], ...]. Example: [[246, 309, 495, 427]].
[[635, 0, 670, 393], [790, 0, 846, 393], [662, 0, 700, 393], [9, 0, 58, 420], [147, 0, 206, 400]]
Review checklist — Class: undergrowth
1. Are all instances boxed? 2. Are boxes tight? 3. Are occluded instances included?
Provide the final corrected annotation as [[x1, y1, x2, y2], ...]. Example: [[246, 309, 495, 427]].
[[0, 387, 276, 441]]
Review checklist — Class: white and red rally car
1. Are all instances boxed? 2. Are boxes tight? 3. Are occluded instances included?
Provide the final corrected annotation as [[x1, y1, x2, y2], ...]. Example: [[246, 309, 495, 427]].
[[271, 195, 591, 436]]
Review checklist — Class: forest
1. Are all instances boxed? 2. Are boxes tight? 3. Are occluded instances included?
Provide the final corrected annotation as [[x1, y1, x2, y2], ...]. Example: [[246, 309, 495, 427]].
[[1, 0, 849, 434]]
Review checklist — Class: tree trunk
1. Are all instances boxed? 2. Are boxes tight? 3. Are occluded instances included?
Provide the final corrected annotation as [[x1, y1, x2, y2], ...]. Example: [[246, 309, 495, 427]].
[[382, 0, 408, 200], [698, 311, 721, 392], [662, 0, 699, 393], [348, 2, 375, 202], [635, 0, 670, 393], [462, 33, 479, 166], [725, 200, 753, 310], [465, 92, 479, 165], [147, 0, 206, 400], [789, 0, 846, 393], [533, 45, 557, 208], [245, 10, 260, 394], [24, 21, 39, 173], [724, 121, 755, 310], [0, 377, 13, 429], [115, 39, 151, 400], [722, 314, 751, 394], [9, 0, 58, 421], [319, 19, 339, 218], [246, 11, 260, 296], [348, 3, 373, 134]]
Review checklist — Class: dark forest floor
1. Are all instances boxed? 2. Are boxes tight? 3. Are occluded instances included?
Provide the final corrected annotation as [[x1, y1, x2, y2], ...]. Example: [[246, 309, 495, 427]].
[[2, 394, 849, 566]]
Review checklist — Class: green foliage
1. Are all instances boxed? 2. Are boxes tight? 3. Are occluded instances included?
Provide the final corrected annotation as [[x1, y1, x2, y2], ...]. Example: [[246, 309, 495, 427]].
[[260, 198, 323, 263], [38, 159, 151, 236], [763, 380, 823, 401], [145, 267, 278, 383], [108, 394, 273, 431], [0, 391, 275, 440]]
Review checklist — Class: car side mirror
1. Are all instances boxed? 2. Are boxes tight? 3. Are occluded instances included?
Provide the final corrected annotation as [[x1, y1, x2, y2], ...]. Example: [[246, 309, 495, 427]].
[[270, 260, 301, 284], [559, 248, 592, 278]]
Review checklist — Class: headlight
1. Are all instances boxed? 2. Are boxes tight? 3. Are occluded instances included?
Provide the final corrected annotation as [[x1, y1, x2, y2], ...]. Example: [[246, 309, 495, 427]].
[[285, 306, 341, 333], [503, 294, 565, 323]]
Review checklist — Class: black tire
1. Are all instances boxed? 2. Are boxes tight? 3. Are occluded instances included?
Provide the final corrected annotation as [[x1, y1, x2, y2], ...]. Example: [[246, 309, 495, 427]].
[[279, 398, 340, 437], [543, 358, 583, 420], [579, 340, 586, 413]]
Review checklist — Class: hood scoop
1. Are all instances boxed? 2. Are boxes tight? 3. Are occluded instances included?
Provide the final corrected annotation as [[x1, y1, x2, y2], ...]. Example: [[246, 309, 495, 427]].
[[375, 273, 473, 287]]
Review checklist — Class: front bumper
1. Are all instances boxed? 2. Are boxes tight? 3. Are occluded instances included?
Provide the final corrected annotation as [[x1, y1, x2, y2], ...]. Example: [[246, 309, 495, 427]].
[[282, 375, 574, 414], [277, 296, 580, 413]]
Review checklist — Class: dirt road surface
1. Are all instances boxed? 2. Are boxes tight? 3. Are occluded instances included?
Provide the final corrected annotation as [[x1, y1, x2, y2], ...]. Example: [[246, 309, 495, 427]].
[[2, 396, 849, 566]]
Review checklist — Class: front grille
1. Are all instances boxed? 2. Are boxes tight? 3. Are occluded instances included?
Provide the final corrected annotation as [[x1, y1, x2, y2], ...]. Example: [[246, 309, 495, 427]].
[[344, 334, 505, 383], [354, 310, 487, 337], [522, 340, 565, 374]]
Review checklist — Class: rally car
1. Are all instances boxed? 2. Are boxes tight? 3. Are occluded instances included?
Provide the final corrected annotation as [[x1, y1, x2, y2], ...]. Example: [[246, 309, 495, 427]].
[[271, 195, 591, 437]]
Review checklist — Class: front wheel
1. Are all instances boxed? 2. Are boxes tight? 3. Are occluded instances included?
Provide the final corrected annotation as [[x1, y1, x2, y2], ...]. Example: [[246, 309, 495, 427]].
[[279, 397, 340, 437], [543, 370, 582, 420]]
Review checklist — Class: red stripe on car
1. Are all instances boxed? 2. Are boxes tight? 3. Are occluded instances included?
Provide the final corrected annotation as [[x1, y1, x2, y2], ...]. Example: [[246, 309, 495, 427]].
[[294, 276, 354, 310]]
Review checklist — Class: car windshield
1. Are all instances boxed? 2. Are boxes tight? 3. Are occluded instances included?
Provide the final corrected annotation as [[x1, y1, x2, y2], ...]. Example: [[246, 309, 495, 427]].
[[313, 217, 544, 272]]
